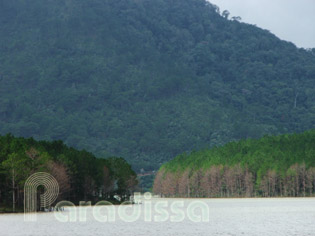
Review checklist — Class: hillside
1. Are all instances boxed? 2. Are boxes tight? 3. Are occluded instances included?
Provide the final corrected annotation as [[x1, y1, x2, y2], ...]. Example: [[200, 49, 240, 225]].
[[153, 130, 315, 197], [0, 0, 315, 170]]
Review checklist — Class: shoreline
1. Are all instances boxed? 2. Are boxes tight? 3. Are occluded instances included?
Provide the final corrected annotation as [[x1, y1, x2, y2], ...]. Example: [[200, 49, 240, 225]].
[[2, 196, 315, 214]]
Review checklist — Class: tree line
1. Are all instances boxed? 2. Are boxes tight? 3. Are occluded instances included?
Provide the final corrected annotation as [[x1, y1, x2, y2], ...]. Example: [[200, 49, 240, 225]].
[[153, 130, 315, 197], [0, 134, 138, 212]]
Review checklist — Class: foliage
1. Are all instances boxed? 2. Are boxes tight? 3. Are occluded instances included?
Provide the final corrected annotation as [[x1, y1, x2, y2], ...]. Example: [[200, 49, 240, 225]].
[[0, 0, 314, 171], [0, 134, 137, 211], [154, 130, 315, 197], [138, 174, 156, 193]]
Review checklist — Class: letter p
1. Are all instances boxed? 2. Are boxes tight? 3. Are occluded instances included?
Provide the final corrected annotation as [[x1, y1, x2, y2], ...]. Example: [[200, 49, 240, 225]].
[[24, 172, 59, 221]]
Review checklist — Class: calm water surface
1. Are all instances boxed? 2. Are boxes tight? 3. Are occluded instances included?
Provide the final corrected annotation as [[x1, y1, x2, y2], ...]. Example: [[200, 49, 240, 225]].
[[0, 198, 315, 236]]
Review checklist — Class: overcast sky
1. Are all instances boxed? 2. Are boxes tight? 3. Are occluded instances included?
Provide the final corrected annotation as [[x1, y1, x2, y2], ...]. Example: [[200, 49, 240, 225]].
[[208, 0, 315, 48]]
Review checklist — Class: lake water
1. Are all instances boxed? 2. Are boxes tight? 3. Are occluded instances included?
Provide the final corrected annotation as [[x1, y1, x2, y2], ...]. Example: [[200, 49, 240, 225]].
[[1, 198, 315, 236]]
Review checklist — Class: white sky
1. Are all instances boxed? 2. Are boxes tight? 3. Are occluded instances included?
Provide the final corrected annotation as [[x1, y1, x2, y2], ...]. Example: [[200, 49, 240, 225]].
[[208, 0, 315, 48]]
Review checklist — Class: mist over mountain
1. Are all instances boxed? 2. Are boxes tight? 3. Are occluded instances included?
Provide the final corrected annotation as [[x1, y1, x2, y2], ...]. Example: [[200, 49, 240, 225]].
[[0, 0, 314, 170]]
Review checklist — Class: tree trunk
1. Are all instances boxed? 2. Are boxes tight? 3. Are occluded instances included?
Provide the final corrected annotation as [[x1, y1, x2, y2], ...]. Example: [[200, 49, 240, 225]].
[[12, 168, 15, 212]]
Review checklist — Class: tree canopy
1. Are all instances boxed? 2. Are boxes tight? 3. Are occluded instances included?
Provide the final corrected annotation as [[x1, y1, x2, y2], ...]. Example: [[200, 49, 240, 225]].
[[0, 134, 137, 212], [0, 0, 314, 171], [153, 130, 315, 197]]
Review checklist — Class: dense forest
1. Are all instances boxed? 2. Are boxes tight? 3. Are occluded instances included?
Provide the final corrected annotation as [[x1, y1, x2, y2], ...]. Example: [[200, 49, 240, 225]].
[[153, 130, 315, 197], [0, 134, 137, 212], [0, 0, 315, 171]]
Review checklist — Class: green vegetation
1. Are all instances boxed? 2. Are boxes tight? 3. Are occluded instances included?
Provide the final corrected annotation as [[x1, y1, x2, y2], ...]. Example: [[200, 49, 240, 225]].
[[0, 0, 315, 171], [0, 134, 137, 212], [153, 130, 315, 197], [139, 174, 156, 193]]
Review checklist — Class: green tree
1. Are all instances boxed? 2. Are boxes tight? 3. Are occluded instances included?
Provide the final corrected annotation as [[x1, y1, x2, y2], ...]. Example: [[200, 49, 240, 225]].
[[1, 153, 27, 212]]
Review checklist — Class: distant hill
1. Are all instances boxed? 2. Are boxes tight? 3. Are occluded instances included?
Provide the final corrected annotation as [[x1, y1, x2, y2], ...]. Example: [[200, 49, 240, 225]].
[[0, 0, 314, 170], [153, 130, 315, 197]]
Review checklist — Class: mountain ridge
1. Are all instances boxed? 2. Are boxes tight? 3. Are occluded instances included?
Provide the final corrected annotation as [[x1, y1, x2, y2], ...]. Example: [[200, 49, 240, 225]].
[[0, 0, 314, 170]]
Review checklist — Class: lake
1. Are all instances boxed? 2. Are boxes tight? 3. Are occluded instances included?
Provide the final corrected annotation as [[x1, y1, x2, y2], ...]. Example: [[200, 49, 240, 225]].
[[1, 198, 315, 236]]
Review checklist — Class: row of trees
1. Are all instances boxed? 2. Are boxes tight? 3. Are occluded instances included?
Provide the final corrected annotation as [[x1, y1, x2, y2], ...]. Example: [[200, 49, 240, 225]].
[[153, 130, 315, 197], [0, 134, 138, 212], [154, 164, 315, 198]]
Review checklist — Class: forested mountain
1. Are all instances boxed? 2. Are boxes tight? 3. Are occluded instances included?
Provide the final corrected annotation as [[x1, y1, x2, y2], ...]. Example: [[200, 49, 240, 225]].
[[0, 0, 315, 170], [153, 130, 315, 197], [0, 134, 137, 212]]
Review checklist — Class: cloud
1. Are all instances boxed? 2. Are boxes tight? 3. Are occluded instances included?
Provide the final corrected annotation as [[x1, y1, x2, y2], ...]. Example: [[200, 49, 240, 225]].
[[208, 0, 315, 48]]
